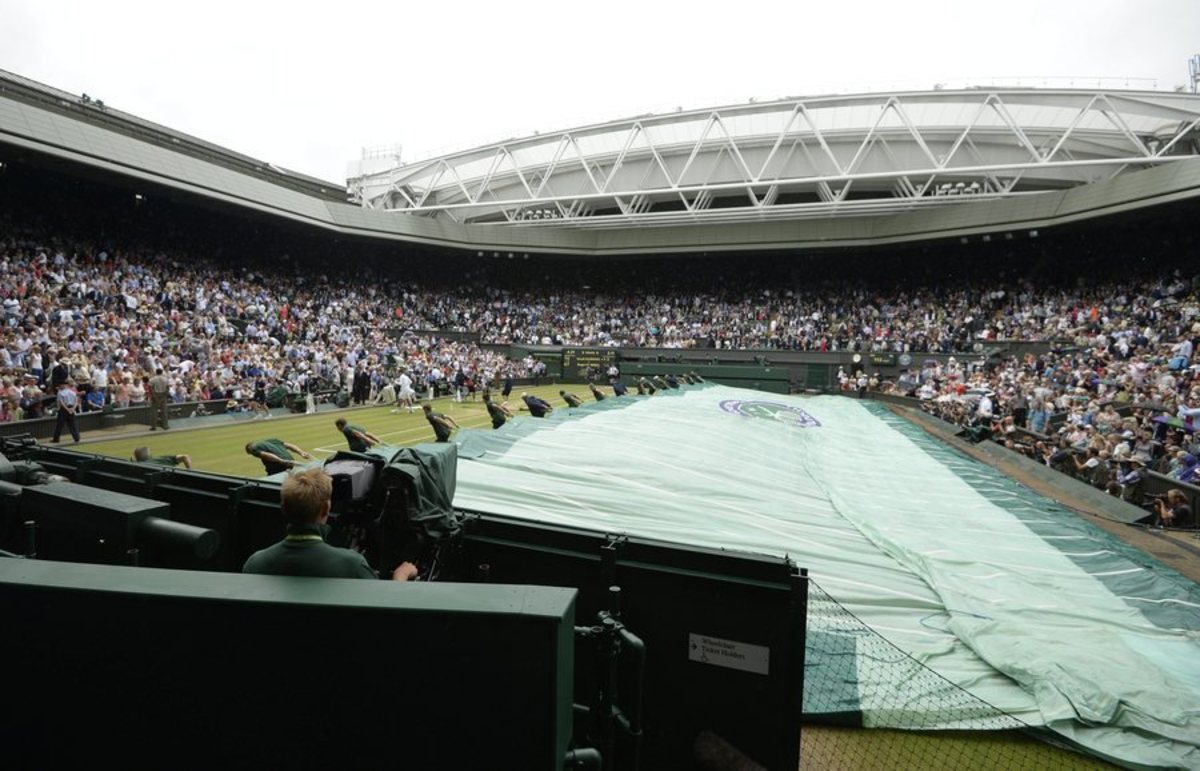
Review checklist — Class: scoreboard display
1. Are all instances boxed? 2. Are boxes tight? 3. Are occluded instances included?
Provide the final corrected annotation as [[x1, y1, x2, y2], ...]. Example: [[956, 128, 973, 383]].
[[561, 348, 620, 380]]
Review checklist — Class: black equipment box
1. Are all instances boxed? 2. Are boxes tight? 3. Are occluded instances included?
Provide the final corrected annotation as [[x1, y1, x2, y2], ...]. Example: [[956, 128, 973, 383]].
[[23, 481, 169, 544], [325, 459, 377, 502]]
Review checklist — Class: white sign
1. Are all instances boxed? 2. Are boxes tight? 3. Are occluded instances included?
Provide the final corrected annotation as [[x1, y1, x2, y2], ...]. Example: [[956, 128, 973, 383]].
[[688, 633, 770, 675]]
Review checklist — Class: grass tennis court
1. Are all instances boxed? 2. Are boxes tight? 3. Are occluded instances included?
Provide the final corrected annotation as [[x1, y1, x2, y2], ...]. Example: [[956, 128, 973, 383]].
[[77, 385, 573, 477], [73, 383, 1132, 767]]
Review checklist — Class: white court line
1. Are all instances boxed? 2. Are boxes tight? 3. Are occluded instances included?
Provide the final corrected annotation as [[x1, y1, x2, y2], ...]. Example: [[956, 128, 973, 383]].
[[1118, 596, 1200, 609]]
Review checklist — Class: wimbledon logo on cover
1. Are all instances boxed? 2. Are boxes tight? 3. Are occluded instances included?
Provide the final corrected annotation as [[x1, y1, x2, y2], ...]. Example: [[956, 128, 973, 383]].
[[718, 400, 821, 427]]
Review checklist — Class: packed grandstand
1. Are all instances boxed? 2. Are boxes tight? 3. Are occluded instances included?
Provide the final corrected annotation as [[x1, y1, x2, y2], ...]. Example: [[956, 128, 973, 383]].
[[4, 162, 1200, 521], [3, 65, 1200, 770]]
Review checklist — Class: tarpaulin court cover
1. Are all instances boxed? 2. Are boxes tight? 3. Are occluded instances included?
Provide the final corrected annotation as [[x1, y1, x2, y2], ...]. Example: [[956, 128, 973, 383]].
[[453, 384, 1200, 769]]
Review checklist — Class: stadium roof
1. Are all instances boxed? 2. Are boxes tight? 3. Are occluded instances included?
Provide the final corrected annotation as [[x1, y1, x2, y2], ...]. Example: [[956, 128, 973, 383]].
[[3, 68, 1200, 255], [350, 89, 1200, 228], [0, 68, 345, 202]]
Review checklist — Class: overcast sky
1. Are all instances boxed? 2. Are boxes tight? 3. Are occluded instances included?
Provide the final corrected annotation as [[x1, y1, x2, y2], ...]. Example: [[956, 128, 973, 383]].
[[2, 0, 1198, 183]]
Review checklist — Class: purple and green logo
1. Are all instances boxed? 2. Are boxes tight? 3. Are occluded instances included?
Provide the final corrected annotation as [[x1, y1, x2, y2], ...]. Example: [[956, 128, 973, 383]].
[[719, 400, 821, 427]]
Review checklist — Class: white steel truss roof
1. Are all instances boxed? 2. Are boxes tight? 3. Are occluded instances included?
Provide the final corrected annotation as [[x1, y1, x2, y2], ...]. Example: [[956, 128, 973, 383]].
[[349, 89, 1200, 229]]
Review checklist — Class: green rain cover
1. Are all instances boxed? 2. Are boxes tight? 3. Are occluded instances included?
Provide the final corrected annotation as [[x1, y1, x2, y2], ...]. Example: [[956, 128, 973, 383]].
[[453, 384, 1200, 769]]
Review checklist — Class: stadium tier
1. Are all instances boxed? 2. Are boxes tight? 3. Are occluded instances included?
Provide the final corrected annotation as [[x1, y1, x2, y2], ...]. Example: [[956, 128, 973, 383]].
[[3, 68, 1200, 253]]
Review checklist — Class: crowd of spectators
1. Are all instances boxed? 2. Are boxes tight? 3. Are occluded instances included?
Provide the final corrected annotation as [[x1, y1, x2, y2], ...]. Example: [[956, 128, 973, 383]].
[[0, 222, 528, 423], [409, 239, 1200, 352], [878, 280, 1200, 526], [426, 279, 1147, 351], [3, 176, 1200, 530]]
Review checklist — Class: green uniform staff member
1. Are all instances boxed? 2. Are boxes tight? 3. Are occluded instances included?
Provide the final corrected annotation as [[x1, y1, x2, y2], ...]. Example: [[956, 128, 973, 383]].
[[242, 467, 418, 580], [132, 445, 193, 469], [148, 368, 170, 430], [334, 418, 380, 453], [483, 393, 512, 429], [422, 403, 460, 443], [245, 438, 313, 475], [560, 390, 584, 408]]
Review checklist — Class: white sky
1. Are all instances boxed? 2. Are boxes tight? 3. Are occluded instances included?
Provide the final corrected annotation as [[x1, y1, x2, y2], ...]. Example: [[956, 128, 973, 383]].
[[2, 0, 1198, 183]]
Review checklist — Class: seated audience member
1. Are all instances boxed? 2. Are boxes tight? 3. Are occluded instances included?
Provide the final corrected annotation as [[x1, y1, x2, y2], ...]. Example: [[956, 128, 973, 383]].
[[1116, 458, 1148, 504], [243, 467, 417, 580], [1175, 453, 1200, 484], [82, 384, 105, 412], [1071, 448, 1110, 489]]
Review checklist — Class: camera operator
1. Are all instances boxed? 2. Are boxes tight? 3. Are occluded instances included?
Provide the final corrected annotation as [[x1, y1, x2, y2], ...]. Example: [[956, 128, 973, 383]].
[[243, 468, 418, 580], [1151, 489, 1194, 530]]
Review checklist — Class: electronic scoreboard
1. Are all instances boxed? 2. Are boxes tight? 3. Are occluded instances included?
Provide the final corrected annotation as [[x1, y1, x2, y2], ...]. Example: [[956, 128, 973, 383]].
[[561, 348, 620, 380]]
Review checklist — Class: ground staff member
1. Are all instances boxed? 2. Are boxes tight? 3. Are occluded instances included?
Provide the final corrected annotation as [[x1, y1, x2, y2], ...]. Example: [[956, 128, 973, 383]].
[[132, 445, 193, 469], [422, 403, 460, 442], [483, 393, 512, 429], [335, 418, 380, 452], [245, 438, 312, 475]]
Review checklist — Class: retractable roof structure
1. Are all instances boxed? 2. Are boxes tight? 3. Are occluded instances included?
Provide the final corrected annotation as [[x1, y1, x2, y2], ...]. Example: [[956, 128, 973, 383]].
[[3, 67, 1200, 255], [351, 89, 1200, 229]]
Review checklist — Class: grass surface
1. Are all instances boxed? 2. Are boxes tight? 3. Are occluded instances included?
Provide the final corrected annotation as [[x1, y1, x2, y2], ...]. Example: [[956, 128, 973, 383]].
[[79, 385, 575, 477], [799, 727, 1113, 770]]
